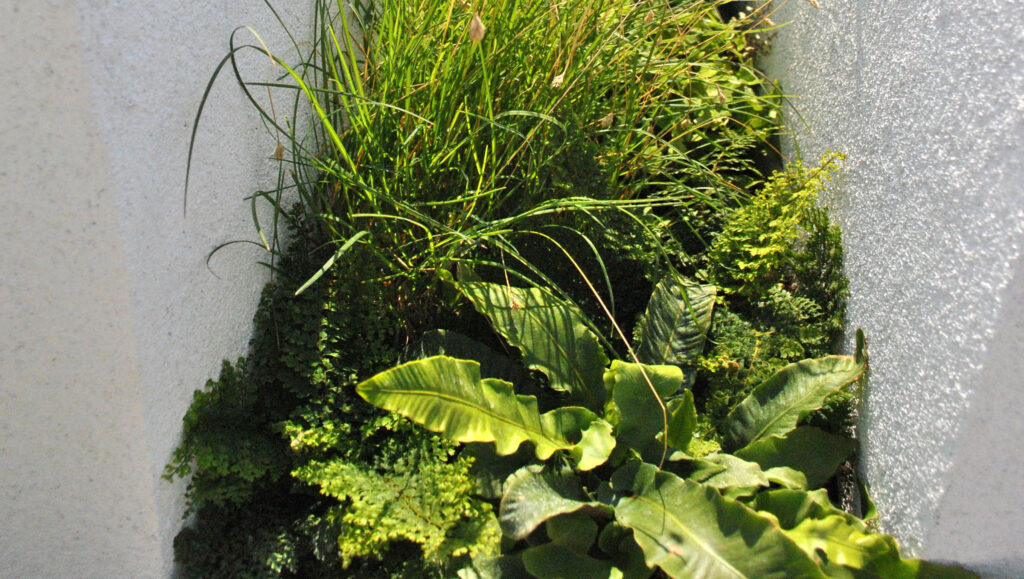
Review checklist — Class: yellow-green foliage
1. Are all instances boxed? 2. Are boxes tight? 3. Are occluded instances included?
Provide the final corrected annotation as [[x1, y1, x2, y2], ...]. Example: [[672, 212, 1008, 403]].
[[696, 154, 852, 440], [294, 432, 501, 566], [707, 153, 844, 302]]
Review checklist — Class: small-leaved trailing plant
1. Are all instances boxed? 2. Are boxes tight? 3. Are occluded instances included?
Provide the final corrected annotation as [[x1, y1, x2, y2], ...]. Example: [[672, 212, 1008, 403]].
[[350, 271, 976, 578]]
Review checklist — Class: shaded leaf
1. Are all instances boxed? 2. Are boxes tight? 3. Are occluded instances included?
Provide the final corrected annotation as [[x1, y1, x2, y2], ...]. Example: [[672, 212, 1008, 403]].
[[635, 278, 716, 387], [666, 390, 697, 452], [457, 555, 528, 579], [457, 281, 609, 410], [613, 462, 824, 578], [522, 542, 615, 579], [546, 511, 599, 553], [598, 522, 654, 579], [406, 329, 532, 386], [500, 465, 611, 541], [357, 356, 614, 470], [735, 426, 857, 489]]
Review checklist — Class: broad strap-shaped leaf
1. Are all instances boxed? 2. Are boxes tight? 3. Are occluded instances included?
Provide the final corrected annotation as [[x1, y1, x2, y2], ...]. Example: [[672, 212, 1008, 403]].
[[603, 361, 684, 462], [735, 426, 857, 489], [753, 490, 978, 578], [692, 453, 770, 499], [664, 453, 769, 499], [634, 277, 715, 386], [723, 351, 866, 450], [786, 515, 911, 576], [406, 329, 533, 386], [665, 390, 697, 452], [545, 511, 600, 553], [357, 356, 615, 470], [612, 462, 825, 578], [456, 280, 609, 410], [499, 465, 611, 541]]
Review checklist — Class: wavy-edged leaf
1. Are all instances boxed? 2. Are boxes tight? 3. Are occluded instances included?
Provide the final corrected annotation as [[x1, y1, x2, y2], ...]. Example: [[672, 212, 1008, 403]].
[[763, 466, 811, 490], [499, 465, 611, 541], [666, 390, 697, 452], [787, 515, 909, 576], [735, 426, 857, 489], [635, 278, 715, 386], [603, 361, 683, 462], [357, 356, 615, 470], [456, 280, 609, 409], [697, 453, 770, 499], [723, 351, 866, 450], [753, 489, 852, 531], [613, 462, 825, 578], [753, 489, 977, 578]]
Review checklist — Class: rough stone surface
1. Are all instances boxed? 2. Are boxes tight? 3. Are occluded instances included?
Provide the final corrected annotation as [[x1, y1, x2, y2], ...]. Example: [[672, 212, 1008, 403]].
[[762, 1, 1024, 574], [0, 1, 312, 576]]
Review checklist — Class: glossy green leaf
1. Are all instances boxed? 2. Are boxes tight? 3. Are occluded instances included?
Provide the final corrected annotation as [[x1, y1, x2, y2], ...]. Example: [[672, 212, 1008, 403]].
[[723, 348, 866, 450], [407, 329, 533, 386], [753, 489, 860, 532], [635, 278, 716, 386], [666, 390, 697, 452], [754, 489, 978, 578], [613, 462, 825, 578], [697, 453, 770, 499], [763, 466, 810, 490], [457, 280, 609, 409], [735, 426, 857, 489], [357, 356, 615, 470], [522, 542, 615, 579], [603, 361, 683, 462], [499, 465, 611, 541]]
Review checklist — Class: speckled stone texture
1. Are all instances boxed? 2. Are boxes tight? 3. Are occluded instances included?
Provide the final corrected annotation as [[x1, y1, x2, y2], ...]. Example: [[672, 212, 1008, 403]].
[[0, 1, 312, 576], [762, 1, 1024, 574]]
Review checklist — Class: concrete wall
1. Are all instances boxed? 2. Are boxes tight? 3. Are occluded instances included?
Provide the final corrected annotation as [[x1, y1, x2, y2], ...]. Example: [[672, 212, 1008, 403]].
[[0, 1, 312, 576], [762, 1, 1024, 575]]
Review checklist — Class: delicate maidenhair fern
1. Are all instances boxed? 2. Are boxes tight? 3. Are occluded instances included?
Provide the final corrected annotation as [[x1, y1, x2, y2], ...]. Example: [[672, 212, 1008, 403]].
[[167, 214, 488, 577], [294, 426, 501, 566]]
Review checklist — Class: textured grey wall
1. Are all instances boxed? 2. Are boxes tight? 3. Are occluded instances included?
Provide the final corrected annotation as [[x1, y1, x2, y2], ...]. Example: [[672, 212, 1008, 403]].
[[0, 1, 312, 576], [762, 0, 1024, 575]]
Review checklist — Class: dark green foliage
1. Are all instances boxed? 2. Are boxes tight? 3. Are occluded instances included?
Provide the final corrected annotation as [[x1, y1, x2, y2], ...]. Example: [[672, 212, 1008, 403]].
[[166, 217, 492, 577], [694, 154, 852, 441]]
